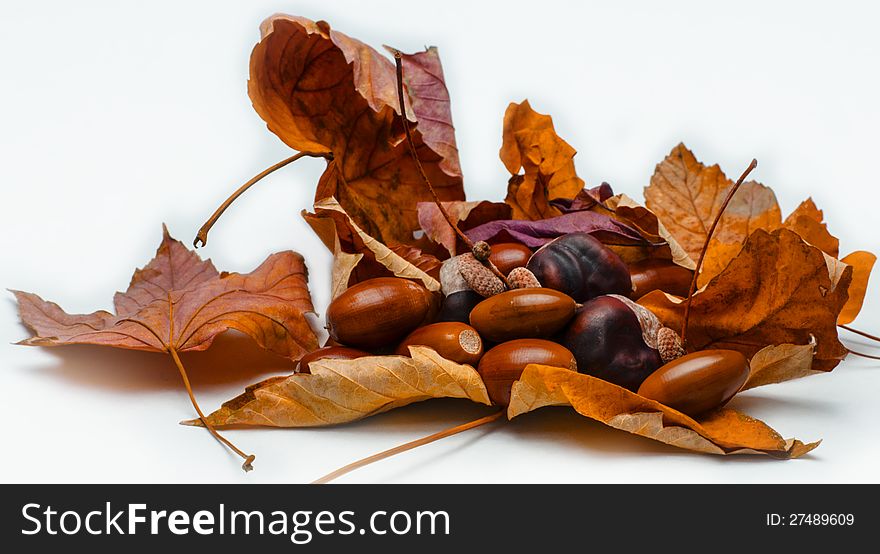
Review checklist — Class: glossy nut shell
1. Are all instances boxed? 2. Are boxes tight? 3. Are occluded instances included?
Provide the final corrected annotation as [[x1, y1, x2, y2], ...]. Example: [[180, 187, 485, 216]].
[[628, 259, 694, 300], [637, 349, 750, 416], [326, 277, 438, 349], [469, 288, 576, 343], [436, 290, 483, 324], [395, 322, 484, 365], [488, 242, 533, 275], [478, 339, 576, 406], [298, 346, 370, 374]]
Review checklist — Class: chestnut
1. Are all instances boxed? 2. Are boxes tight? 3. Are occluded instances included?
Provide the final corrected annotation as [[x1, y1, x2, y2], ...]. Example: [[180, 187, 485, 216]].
[[298, 346, 370, 373], [469, 288, 576, 343], [628, 259, 694, 300], [561, 295, 662, 391], [487, 242, 533, 275], [478, 339, 576, 405], [325, 277, 439, 349], [526, 232, 631, 302], [436, 290, 483, 323], [637, 350, 749, 416], [395, 322, 483, 365]]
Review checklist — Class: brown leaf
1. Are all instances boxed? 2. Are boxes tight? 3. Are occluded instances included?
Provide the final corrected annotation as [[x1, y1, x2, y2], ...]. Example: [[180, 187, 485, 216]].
[[303, 197, 441, 293], [838, 251, 877, 324], [639, 228, 851, 371], [743, 342, 820, 391], [388, 244, 443, 281], [249, 15, 464, 246], [418, 200, 512, 256], [500, 100, 585, 220], [601, 194, 695, 268], [644, 143, 781, 261], [782, 198, 839, 257], [14, 226, 318, 359], [508, 365, 816, 457], [192, 346, 491, 427]]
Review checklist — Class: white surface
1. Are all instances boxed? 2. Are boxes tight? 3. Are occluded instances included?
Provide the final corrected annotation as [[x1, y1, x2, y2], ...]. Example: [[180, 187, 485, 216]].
[[2, 0, 879, 484]]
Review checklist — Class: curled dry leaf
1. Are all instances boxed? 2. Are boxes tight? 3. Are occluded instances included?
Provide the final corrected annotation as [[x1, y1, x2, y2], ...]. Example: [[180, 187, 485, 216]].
[[743, 342, 820, 391], [249, 15, 463, 246], [303, 196, 441, 295], [507, 365, 817, 458], [500, 100, 585, 220], [191, 346, 491, 427], [639, 228, 852, 371], [644, 143, 781, 261], [782, 198, 839, 258], [838, 251, 877, 325], [465, 210, 647, 249], [14, 226, 318, 360], [418, 200, 512, 256], [601, 194, 695, 268]]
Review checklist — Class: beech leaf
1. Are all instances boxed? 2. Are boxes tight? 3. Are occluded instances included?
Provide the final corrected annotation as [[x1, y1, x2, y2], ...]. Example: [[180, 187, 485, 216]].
[[14, 226, 318, 359], [191, 347, 491, 427], [249, 15, 464, 246], [508, 365, 817, 458], [639, 228, 852, 371], [500, 100, 585, 220]]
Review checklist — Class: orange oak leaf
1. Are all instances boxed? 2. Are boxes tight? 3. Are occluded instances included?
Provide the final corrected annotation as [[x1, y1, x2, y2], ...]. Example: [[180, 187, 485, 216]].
[[508, 364, 816, 458], [644, 143, 781, 260], [13, 226, 319, 470], [417, 200, 512, 256], [639, 228, 851, 371], [248, 15, 464, 246], [500, 100, 585, 220]]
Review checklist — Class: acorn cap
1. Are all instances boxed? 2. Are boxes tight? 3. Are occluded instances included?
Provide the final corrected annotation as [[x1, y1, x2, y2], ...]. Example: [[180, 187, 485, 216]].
[[458, 253, 506, 297], [507, 267, 541, 289], [657, 326, 686, 363]]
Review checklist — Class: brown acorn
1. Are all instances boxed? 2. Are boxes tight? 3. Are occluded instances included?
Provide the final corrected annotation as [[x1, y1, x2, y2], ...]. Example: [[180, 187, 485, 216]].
[[395, 322, 483, 365], [478, 339, 576, 405], [469, 288, 576, 343]]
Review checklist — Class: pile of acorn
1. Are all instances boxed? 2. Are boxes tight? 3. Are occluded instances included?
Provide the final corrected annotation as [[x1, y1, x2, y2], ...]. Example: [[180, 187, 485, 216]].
[[301, 232, 751, 418]]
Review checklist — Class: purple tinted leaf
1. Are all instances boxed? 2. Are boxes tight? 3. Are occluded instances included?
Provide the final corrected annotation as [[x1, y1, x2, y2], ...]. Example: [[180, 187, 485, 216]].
[[551, 183, 615, 213], [465, 210, 649, 248]]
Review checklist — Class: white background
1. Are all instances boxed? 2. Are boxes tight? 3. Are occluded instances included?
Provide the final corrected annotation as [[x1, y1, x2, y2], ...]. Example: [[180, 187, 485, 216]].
[[2, 0, 879, 483]]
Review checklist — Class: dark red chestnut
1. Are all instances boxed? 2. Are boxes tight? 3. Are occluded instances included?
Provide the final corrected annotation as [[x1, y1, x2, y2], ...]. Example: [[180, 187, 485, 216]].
[[436, 290, 483, 324], [561, 295, 662, 391], [526, 232, 631, 302]]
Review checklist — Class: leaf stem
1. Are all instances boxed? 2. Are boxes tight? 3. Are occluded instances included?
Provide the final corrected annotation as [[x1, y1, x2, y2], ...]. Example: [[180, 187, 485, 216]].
[[839, 324, 880, 344], [846, 347, 880, 360], [193, 151, 332, 248], [680, 159, 758, 346], [312, 409, 504, 484], [169, 346, 255, 472], [391, 51, 510, 287]]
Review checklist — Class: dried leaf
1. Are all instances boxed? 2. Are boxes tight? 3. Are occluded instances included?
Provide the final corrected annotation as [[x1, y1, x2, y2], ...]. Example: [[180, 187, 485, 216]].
[[743, 342, 820, 391], [838, 251, 877, 324], [14, 226, 318, 359], [508, 365, 816, 457], [602, 194, 695, 268], [249, 15, 463, 246], [417, 200, 511, 256], [500, 100, 584, 220], [551, 184, 615, 212], [644, 143, 781, 261], [782, 198, 839, 257], [639, 228, 851, 371], [465, 210, 648, 249], [303, 197, 441, 292], [193, 347, 491, 427]]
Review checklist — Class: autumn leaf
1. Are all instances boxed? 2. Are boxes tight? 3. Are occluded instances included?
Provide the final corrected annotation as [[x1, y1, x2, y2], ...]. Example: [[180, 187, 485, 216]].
[[508, 365, 817, 458], [743, 342, 821, 391], [418, 200, 511, 256], [838, 251, 877, 324], [782, 198, 839, 257], [249, 15, 464, 246], [600, 194, 695, 268], [644, 143, 781, 261], [500, 100, 584, 220], [639, 228, 851, 371], [303, 196, 441, 294], [191, 347, 491, 427], [13, 226, 319, 470]]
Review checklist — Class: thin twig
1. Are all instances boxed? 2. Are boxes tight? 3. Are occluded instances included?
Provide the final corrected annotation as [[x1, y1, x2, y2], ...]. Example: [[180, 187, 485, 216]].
[[681, 159, 758, 346], [312, 410, 504, 484], [169, 347, 255, 471], [194, 151, 332, 248], [391, 51, 510, 287], [839, 324, 880, 344]]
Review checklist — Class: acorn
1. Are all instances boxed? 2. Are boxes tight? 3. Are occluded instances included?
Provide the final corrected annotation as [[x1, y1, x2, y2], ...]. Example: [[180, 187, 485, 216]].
[[469, 288, 576, 343], [298, 346, 370, 373], [628, 259, 694, 300], [488, 242, 533, 275], [395, 322, 483, 365], [325, 277, 438, 349], [637, 350, 750, 416], [478, 339, 577, 405]]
